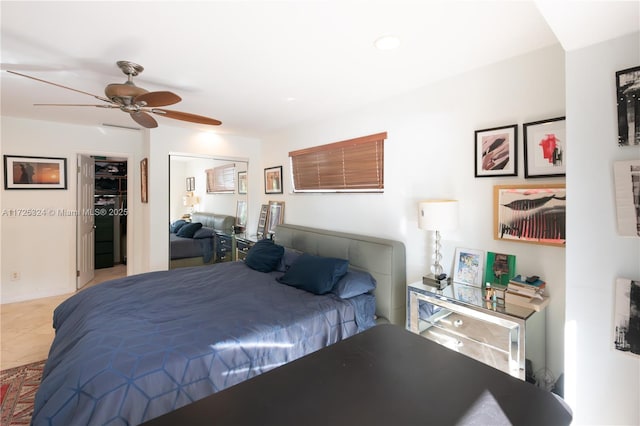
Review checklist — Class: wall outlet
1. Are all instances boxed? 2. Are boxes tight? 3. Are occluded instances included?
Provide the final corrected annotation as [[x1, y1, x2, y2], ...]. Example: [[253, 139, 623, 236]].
[[10, 271, 20, 281]]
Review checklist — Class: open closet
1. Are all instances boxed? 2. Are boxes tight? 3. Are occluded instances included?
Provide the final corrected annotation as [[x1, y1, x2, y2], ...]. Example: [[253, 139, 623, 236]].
[[94, 157, 127, 268]]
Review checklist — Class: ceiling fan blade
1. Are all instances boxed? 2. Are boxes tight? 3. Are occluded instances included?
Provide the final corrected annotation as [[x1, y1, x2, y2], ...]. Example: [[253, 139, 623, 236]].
[[34, 103, 118, 108], [130, 111, 158, 128], [134, 91, 181, 107], [6, 70, 112, 103], [151, 108, 222, 126]]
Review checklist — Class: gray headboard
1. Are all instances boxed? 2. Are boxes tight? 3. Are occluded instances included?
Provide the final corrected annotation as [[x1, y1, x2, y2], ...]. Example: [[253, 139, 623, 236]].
[[191, 212, 235, 234], [274, 224, 406, 326]]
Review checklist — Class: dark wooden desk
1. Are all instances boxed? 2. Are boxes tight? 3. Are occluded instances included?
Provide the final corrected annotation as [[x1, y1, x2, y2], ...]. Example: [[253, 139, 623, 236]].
[[143, 324, 572, 426]]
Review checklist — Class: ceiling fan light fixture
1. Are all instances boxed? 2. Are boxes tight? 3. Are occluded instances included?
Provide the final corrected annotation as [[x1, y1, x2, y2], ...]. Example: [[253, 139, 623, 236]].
[[374, 34, 400, 50]]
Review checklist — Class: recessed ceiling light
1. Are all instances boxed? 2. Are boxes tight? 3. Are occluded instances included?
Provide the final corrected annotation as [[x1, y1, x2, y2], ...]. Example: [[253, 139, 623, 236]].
[[374, 35, 400, 50]]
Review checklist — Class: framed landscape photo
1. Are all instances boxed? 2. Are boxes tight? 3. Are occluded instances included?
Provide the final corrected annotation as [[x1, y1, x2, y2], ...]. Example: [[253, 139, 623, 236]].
[[616, 65, 640, 147], [494, 184, 566, 247], [523, 116, 566, 178], [264, 166, 283, 194], [474, 124, 517, 177], [452, 247, 485, 288], [4, 155, 67, 190]]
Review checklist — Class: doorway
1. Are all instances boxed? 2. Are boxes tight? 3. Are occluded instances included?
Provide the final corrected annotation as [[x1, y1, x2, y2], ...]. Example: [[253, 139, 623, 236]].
[[77, 154, 129, 289]]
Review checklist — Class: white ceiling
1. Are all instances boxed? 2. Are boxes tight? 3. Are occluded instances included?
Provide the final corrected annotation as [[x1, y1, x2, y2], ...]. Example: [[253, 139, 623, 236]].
[[1, 1, 638, 138]]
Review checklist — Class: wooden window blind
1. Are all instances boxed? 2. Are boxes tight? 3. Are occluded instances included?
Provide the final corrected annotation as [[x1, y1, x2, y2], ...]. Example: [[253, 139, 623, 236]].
[[206, 163, 235, 193], [289, 132, 386, 192]]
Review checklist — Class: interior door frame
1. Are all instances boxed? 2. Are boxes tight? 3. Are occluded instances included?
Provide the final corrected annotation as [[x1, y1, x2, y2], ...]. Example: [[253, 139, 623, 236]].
[[76, 151, 133, 287]]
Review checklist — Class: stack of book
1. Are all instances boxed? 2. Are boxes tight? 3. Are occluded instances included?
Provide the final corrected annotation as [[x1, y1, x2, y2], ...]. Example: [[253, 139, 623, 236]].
[[505, 275, 550, 311]]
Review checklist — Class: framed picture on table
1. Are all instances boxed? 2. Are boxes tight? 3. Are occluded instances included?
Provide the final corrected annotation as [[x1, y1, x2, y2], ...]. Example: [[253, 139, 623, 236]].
[[452, 247, 485, 288], [265, 201, 285, 236], [257, 204, 269, 238]]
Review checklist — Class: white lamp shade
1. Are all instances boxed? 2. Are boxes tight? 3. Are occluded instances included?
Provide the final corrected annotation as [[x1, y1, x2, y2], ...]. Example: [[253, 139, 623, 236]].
[[418, 200, 459, 231]]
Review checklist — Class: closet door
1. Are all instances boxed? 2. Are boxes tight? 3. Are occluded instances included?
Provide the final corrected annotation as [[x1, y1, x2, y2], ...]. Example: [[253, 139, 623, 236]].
[[77, 154, 95, 289]]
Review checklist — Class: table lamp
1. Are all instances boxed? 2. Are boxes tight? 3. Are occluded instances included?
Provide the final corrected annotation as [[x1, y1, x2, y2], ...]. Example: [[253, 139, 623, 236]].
[[418, 199, 459, 277]]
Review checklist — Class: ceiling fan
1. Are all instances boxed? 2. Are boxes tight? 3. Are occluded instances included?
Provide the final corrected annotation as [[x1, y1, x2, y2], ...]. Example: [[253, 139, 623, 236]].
[[7, 60, 222, 128]]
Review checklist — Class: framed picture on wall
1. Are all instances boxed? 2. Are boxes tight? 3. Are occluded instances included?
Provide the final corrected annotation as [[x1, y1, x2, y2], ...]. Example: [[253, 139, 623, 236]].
[[140, 158, 148, 203], [613, 277, 640, 357], [3, 155, 67, 190], [186, 176, 195, 191], [616, 65, 640, 147], [264, 166, 283, 194], [474, 124, 518, 177], [494, 184, 566, 247], [452, 247, 485, 288], [523, 116, 566, 178], [238, 171, 248, 194]]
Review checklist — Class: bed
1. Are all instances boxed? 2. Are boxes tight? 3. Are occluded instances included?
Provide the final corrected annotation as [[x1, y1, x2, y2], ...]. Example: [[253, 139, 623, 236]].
[[32, 224, 406, 425], [169, 212, 235, 268]]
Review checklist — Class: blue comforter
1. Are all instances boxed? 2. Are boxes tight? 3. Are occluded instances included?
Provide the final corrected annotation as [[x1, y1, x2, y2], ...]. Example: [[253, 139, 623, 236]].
[[32, 262, 374, 425]]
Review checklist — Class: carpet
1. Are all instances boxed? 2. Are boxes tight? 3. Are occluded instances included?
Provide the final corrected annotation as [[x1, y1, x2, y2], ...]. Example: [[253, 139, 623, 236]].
[[0, 360, 45, 425]]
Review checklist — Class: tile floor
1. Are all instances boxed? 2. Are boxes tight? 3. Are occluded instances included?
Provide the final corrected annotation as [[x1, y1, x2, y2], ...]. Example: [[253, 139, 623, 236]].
[[0, 264, 126, 370]]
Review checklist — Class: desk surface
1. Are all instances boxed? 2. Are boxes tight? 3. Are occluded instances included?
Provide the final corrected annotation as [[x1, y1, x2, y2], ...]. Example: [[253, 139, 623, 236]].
[[143, 324, 571, 426]]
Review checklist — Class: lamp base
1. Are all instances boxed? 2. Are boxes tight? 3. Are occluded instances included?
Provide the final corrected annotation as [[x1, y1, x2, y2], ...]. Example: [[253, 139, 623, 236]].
[[423, 274, 451, 291]]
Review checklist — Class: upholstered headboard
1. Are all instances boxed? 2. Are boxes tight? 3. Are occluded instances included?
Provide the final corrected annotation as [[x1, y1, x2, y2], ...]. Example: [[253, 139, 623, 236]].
[[274, 224, 406, 326], [191, 212, 235, 234]]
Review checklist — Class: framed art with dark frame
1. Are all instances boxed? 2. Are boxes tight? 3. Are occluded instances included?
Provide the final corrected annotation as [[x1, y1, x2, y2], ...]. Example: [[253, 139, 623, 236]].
[[264, 166, 283, 194], [616, 65, 640, 147], [474, 124, 518, 177], [452, 247, 485, 288], [140, 158, 148, 203], [3, 155, 67, 190], [494, 184, 566, 247], [186, 176, 195, 191], [523, 116, 566, 178]]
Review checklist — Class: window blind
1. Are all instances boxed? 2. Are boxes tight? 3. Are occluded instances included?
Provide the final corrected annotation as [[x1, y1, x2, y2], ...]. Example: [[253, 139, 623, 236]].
[[289, 132, 386, 192], [206, 163, 235, 193]]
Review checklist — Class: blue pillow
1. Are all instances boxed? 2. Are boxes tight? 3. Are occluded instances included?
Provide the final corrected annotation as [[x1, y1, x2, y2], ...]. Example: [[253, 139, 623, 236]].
[[245, 239, 285, 272], [332, 269, 377, 299], [276, 248, 303, 272], [193, 227, 214, 239], [277, 254, 349, 295], [176, 222, 202, 238], [170, 219, 187, 233]]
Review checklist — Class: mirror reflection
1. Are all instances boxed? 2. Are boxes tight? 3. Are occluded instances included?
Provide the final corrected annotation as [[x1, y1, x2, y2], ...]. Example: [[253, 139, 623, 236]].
[[169, 155, 248, 269]]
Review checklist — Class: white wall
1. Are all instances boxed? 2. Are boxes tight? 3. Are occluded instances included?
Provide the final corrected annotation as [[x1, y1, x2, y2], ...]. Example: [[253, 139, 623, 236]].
[[565, 32, 640, 425], [262, 44, 567, 381], [1, 118, 262, 302], [1, 118, 146, 302]]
